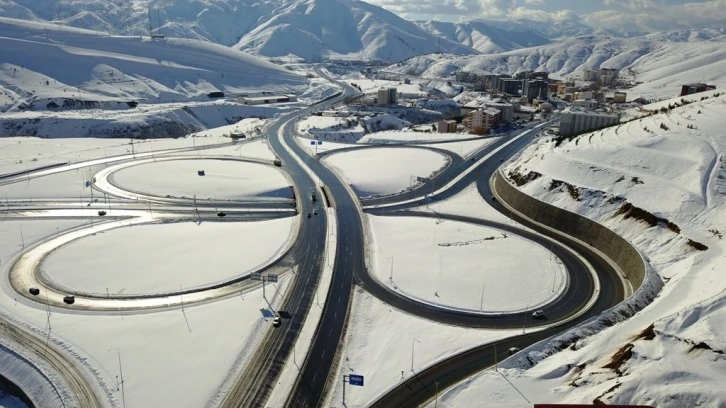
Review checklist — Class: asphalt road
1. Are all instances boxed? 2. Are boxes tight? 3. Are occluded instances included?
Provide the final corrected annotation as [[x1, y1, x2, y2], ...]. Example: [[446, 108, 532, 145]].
[[221, 90, 355, 407], [368, 146, 627, 408]]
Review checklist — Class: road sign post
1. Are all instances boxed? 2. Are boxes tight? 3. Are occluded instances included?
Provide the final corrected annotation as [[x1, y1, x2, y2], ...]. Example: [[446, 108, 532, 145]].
[[250, 272, 277, 301], [343, 374, 364, 406]]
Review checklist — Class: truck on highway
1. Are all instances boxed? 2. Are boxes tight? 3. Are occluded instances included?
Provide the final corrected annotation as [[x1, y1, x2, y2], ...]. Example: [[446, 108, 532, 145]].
[[311, 192, 317, 202]]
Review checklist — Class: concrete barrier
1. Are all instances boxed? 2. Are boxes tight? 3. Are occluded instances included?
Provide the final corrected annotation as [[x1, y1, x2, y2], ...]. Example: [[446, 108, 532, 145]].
[[493, 171, 645, 289]]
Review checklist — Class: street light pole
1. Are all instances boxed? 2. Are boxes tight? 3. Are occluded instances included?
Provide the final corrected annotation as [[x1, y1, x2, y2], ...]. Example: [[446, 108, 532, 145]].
[[411, 338, 421, 372], [522, 303, 528, 334], [388, 256, 394, 281], [109, 348, 126, 408], [480, 283, 485, 311]]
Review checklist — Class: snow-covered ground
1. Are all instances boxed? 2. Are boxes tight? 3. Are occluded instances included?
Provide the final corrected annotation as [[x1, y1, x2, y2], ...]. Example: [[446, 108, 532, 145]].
[[435, 92, 726, 407], [0, 17, 307, 138], [0, 218, 292, 408], [296, 115, 365, 143], [367, 215, 566, 313], [322, 147, 449, 198], [110, 159, 293, 201], [324, 289, 522, 407], [172, 139, 277, 162], [0, 17, 306, 107], [414, 137, 499, 158], [41, 218, 294, 296], [358, 130, 480, 144], [1, 100, 295, 139]]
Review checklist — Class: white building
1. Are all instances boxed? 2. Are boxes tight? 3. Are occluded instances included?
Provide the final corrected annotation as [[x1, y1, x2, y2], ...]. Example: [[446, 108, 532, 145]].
[[560, 111, 619, 136], [572, 99, 596, 109], [482, 102, 514, 123], [237, 94, 297, 105], [377, 88, 398, 105]]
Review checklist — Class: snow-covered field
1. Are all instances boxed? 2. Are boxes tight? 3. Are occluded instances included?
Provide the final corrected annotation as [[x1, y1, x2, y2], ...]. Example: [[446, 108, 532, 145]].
[[0, 17, 306, 106], [415, 137, 499, 158], [435, 91, 726, 406], [41, 218, 294, 296], [325, 289, 522, 407], [173, 139, 277, 162], [0, 17, 307, 138], [359, 130, 480, 144], [110, 159, 292, 201], [322, 147, 449, 198], [296, 115, 365, 143], [367, 215, 566, 313], [0, 219, 292, 408]]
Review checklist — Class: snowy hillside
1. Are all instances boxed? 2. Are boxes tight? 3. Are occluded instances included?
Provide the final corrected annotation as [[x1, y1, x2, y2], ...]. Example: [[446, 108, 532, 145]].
[[388, 34, 726, 96], [0, 17, 307, 109], [476, 18, 643, 39], [0, 0, 477, 63], [233, 0, 476, 62], [415, 20, 550, 54], [0, 17, 309, 138], [437, 92, 726, 407]]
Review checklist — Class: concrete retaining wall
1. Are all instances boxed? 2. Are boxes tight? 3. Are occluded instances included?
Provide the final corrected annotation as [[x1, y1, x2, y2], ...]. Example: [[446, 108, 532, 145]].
[[493, 171, 645, 289]]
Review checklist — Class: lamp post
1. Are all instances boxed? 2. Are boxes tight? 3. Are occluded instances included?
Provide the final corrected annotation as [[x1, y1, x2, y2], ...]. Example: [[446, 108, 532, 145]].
[[411, 338, 421, 372], [108, 348, 126, 408], [388, 256, 394, 281]]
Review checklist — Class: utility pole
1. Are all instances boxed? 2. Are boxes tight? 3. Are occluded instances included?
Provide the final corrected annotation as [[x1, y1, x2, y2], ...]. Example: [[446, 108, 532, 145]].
[[109, 348, 126, 408]]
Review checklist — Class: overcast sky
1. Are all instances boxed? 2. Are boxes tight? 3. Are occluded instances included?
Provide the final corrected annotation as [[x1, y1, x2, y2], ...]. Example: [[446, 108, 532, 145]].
[[367, 0, 726, 32]]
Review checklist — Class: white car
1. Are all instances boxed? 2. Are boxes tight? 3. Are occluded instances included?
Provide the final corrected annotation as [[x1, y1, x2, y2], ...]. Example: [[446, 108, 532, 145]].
[[507, 347, 520, 356], [532, 310, 545, 318], [272, 316, 281, 327]]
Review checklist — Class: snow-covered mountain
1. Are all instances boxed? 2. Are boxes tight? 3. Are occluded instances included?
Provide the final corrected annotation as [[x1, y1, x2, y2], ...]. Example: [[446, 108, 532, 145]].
[[0, 0, 478, 63], [414, 20, 550, 54], [387, 33, 726, 98], [477, 18, 644, 39], [0, 16, 307, 108], [233, 0, 476, 62]]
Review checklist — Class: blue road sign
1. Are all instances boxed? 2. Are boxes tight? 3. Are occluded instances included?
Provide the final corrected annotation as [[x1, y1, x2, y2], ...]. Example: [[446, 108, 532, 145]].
[[317, 141, 323, 145], [349, 374, 364, 386], [310, 141, 316, 145]]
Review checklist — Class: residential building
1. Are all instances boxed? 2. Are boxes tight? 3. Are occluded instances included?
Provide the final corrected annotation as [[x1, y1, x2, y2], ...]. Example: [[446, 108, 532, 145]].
[[482, 102, 514, 123], [377, 87, 397, 105], [515, 71, 533, 80], [583, 68, 619, 85], [559, 111, 619, 136], [499, 79, 522, 96], [237, 94, 297, 105], [487, 74, 511, 90], [572, 99, 596, 109], [438, 120, 457, 133], [613, 92, 627, 103], [573, 90, 594, 100], [600, 68, 619, 86], [513, 106, 536, 121], [455, 71, 478, 83], [680, 83, 716, 96], [523, 79, 548, 102], [471, 108, 501, 133]]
